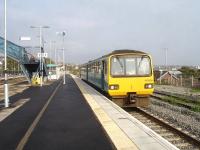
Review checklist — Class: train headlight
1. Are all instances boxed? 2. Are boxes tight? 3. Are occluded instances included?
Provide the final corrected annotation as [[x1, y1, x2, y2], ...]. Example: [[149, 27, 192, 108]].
[[144, 83, 153, 89], [109, 84, 119, 90]]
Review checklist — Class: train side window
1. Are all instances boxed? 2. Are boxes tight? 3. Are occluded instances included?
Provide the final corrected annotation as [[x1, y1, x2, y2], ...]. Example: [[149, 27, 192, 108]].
[[88, 64, 91, 72], [91, 63, 95, 73], [96, 62, 100, 73]]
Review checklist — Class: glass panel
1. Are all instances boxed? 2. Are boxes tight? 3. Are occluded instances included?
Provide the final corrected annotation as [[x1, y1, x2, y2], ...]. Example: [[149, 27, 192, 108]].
[[111, 55, 151, 76], [111, 57, 125, 75], [125, 58, 136, 75], [137, 57, 151, 75]]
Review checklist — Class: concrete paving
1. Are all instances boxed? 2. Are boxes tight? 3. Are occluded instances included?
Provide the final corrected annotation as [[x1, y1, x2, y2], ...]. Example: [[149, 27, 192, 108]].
[[0, 78, 29, 103], [73, 75, 179, 150], [24, 75, 112, 150], [0, 76, 112, 150]]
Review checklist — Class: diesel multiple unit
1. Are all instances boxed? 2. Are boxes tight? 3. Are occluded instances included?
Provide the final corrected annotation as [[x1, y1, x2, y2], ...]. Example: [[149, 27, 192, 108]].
[[80, 50, 154, 107]]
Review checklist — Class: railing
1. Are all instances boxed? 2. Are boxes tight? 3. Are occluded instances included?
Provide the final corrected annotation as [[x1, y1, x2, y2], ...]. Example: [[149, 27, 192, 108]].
[[0, 36, 49, 83], [156, 76, 200, 88]]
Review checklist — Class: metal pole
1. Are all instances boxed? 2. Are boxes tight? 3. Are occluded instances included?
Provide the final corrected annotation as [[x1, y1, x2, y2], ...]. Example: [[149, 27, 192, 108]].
[[191, 75, 194, 87], [63, 33, 66, 85], [39, 27, 43, 87], [49, 41, 52, 80], [4, 0, 9, 108], [54, 43, 57, 80], [165, 48, 168, 71]]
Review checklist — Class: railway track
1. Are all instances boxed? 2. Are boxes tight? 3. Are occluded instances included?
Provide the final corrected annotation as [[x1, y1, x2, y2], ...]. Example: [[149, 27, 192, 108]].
[[125, 107, 200, 150], [84, 80, 200, 149], [151, 90, 200, 111], [153, 90, 200, 103], [0, 77, 29, 103], [0, 76, 26, 85]]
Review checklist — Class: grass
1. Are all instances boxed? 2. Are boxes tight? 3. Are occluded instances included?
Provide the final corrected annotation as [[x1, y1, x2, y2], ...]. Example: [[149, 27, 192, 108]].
[[160, 95, 200, 113], [191, 88, 200, 93]]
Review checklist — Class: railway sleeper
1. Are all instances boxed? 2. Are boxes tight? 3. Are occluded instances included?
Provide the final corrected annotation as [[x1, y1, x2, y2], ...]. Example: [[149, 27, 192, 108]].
[[168, 138, 185, 144], [160, 132, 175, 137], [175, 143, 195, 150], [162, 134, 179, 139]]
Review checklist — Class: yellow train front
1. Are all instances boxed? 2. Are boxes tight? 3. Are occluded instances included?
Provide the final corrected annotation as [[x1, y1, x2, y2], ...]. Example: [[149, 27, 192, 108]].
[[80, 50, 154, 107]]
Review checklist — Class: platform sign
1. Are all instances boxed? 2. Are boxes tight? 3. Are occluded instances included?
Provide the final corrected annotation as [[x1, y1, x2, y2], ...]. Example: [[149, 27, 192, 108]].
[[37, 53, 48, 58], [19, 36, 31, 41]]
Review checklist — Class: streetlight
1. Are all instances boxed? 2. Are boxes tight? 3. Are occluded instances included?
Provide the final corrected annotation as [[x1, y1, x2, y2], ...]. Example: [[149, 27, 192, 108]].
[[56, 31, 66, 85], [30, 26, 50, 87], [4, 0, 9, 107]]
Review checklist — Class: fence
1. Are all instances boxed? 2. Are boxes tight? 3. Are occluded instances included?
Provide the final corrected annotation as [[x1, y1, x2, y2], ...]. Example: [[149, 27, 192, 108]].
[[157, 76, 200, 88]]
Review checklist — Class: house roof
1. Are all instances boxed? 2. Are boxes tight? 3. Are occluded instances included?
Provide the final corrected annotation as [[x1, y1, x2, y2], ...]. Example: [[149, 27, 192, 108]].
[[157, 71, 179, 81], [168, 70, 182, 75]]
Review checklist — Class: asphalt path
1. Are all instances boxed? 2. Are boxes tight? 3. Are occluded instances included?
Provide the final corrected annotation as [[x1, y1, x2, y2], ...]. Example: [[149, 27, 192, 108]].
[[0, 75, 113, 150]]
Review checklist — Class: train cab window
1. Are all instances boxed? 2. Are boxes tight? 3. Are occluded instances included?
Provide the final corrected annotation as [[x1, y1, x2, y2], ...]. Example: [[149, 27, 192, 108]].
[[111, 57, 125, 75], [126, 58, 136, 75], [137, 57, 151, 75], [111, 55, 151, 76]]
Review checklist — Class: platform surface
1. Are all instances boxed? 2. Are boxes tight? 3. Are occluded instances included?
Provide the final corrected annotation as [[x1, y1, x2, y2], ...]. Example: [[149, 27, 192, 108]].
[[0, 76, 113, 150], [73, 75, 179, 150]]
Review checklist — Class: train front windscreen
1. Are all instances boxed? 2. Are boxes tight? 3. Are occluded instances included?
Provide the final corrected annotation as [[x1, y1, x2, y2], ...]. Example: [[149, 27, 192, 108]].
[[111, 55, 151, 76]]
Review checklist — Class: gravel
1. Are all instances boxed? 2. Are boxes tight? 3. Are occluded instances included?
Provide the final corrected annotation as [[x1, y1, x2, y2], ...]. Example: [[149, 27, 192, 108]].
[[147, 98, 200, 139], [155, 85, 200, 101]]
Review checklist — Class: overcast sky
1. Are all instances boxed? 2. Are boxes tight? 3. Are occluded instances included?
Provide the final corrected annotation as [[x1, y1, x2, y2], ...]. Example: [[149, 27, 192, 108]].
[[0, 0, 200, 66]]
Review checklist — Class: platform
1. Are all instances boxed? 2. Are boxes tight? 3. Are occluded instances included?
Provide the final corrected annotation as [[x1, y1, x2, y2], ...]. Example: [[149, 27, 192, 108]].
[[0, 77, 113, 150], [0, 74, 180, 150], [73, 75, 179, 150]]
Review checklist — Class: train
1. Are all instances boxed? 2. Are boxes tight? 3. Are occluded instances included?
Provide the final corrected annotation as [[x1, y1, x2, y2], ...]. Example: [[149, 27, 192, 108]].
[[80, 49, 154, 107]]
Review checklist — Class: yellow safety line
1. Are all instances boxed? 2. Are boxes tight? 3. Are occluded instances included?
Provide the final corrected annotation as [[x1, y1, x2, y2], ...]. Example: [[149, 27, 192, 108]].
[[16, 81, 62, 150], [73, 77, 138, 150]]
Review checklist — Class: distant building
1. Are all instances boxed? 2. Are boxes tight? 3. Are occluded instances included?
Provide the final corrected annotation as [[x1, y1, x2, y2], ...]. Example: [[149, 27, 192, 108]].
[[195, 66, 200, 69], [154, 70, 182, 85]]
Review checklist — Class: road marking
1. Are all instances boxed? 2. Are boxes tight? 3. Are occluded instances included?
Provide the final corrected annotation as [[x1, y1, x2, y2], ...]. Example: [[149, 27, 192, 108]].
[[16, 81, 62, 150]]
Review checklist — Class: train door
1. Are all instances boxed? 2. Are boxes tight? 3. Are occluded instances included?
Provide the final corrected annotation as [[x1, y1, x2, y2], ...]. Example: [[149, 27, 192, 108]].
[[101, 60, 107, 90]]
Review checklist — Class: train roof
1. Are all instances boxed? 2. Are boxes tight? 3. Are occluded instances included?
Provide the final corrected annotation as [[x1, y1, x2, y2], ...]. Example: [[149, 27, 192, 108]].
[[83, 49, 149, 65], [102, 49, 147, 58]]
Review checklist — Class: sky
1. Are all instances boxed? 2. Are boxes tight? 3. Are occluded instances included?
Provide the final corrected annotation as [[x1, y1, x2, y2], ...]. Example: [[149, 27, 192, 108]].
[[0, 0, 200, 66]]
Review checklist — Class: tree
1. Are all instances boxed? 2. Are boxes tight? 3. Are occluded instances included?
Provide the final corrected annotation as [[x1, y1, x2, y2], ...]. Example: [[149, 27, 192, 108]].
[[45, 58, 55, 64], [179, 66, 200, 78]]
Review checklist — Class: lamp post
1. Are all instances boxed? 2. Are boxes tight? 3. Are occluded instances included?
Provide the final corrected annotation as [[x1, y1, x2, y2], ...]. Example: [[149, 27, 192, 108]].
[[30, 26, 49, 87], [4, 0, 9, 107], [56, 31, 66, 85]]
